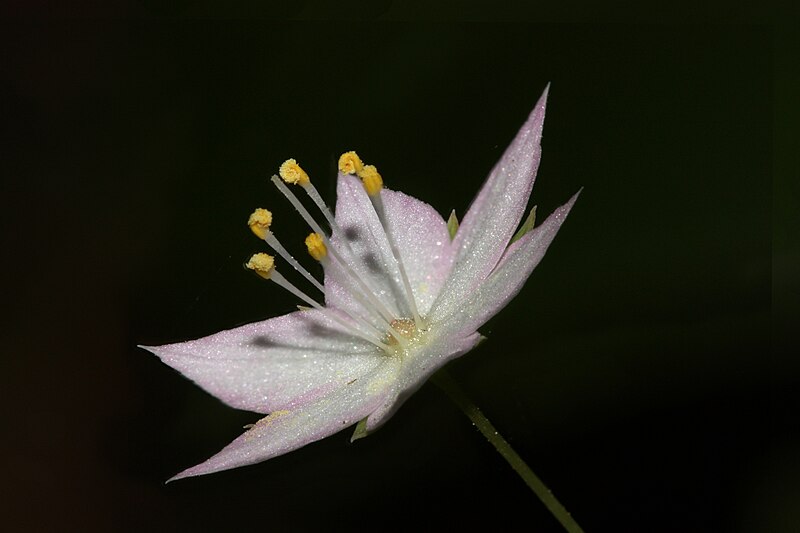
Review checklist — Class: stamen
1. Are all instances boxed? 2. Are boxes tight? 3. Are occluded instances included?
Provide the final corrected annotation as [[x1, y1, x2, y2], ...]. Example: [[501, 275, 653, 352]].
[[327, 249, 399, 326], [277, 157, 346, 240], [305, 231, 410, 348], [272, 270, 391, 351], [338, 151, 364, 175], [248, 208, 324, 293], [296, 177, 409, 337], [271, 174, 399, 325], [357, 165, 423, 327], [247, 208, 272, 240], [246, 253, 391, 351], [305, 232, 327, 261], [245, 253, 275, 280], [302, 180, 343, 236], [358, 165, 383, 197], [271, 175, 329, 239], [270, 162, 414, 346], [278, 158, 310, 186]]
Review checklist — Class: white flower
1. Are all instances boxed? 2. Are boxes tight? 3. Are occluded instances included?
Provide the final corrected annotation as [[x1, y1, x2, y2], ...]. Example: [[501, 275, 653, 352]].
[[144, 86, 578, 481]]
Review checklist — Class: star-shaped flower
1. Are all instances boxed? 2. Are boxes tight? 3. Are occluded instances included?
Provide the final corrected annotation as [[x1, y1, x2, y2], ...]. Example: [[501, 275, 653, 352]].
[[145, 86, 578, 481]]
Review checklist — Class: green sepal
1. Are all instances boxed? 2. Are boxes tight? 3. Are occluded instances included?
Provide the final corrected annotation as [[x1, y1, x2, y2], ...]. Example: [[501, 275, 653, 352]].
[[510, 206, 537, 244], [446, 210, 459, 240], [350, 416, 370, 442]]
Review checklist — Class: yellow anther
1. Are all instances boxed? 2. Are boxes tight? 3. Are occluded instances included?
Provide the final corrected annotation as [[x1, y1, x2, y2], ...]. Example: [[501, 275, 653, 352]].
[[358, 165, 383, 196], [245, 253, 275, 280], [247, 208, 273, 239], [305, 232, 327, 261], [279, 158, 310, 186], [338, 151, 364, 175]]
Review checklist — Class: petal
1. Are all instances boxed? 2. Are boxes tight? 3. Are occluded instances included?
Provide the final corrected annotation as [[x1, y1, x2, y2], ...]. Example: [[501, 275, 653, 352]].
[[430, 86, 549, 320], [382, 184, 455, 314], [143, 309, 383, 414], [169, 357, 401, 481], [325, 174, 454, 325], [435, 191, 579, 337], [364, 331, 483, 432]]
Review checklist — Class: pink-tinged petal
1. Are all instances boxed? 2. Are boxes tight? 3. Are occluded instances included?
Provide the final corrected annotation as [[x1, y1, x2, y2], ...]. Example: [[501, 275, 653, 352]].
[[364, 331, 483, 432], [431, 86, 549, 320], [143, 309, 383, 414], [435, 191, 579, 337], [325, 174, 454, 324], [168, 357, 401, 481], [383, 184, 455, 313]]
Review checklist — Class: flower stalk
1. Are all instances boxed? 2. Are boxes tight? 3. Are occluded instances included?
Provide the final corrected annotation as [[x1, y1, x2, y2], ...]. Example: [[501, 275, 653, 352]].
[[432, 369, 585, 533]]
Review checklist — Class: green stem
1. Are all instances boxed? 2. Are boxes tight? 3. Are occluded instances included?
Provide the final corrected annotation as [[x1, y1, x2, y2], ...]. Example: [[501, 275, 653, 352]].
[[432, 370, 585, 533]]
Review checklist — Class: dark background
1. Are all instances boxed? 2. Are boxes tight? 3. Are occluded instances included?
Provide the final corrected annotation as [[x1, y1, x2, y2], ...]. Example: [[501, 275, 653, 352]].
[[2, 6, 795, 533]]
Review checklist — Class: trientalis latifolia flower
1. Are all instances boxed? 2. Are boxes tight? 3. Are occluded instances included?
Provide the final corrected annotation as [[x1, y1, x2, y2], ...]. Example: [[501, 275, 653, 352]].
[[145, 86, 578, 481]]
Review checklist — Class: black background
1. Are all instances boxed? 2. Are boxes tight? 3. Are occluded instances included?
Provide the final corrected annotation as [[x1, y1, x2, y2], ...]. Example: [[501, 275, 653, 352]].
[[2, 4, 795, 533]]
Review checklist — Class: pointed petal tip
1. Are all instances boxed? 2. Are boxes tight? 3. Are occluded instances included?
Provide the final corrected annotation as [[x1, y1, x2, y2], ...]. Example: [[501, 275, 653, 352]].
[[165, 472, 189, 484], [137, 343, 170, 360], [555, 188, 582, 220], [137, 344, 166, 359], [166, 464, 207, 483], [540, 82, 550, 102], [138, 343, 176, 355], [568, 187, 583, 205], [520, 84, 550, 136], [534, 83, 550, 115]]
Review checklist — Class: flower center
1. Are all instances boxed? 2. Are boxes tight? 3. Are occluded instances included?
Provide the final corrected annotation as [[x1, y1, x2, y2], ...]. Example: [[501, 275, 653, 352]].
[[388, 318, 416, 344], [384, 317, 435, 359]]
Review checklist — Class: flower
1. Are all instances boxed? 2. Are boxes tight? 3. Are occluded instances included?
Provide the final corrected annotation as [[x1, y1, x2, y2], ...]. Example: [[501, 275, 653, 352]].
[[144, 86, 578, 481]]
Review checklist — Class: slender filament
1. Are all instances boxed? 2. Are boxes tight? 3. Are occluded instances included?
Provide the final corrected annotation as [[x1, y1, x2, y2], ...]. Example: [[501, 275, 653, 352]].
[[271, 174, 398, 325], [264, 231, 325, 293], [369, 194, 423, 326], [269, 269, 390, 351]]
